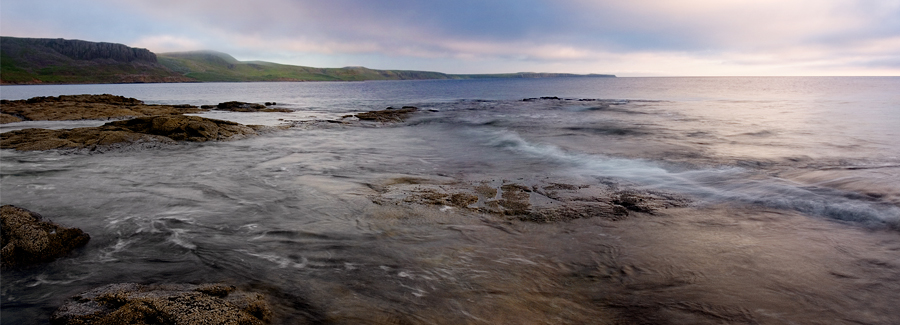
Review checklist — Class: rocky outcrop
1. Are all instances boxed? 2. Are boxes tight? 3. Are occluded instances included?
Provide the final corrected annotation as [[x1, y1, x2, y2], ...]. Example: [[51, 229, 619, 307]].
[[1, 205, 90, 269], [1, 115, 265, 151], [108, 115, 263, 142], [51, 283, 271, 325], [0, 94, 204, 124], [369, 177, 690, 223], [353, 106, 419, 122], [215, 101, 291, 113]]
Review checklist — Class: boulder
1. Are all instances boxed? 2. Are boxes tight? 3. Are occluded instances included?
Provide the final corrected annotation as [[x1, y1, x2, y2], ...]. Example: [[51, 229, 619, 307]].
[[1, 205, 90, 269], [51, 283, 271, 325]]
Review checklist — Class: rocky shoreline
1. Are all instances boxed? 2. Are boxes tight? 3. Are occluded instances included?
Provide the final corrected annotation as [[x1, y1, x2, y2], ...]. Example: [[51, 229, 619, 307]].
[[0, 95, 295, 152], [0, 94, 204, 124], [0, 95, 440, 323]]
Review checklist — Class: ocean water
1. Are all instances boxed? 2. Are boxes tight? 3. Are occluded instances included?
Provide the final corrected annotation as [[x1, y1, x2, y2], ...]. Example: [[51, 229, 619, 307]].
[[2, 77, 900, 324]]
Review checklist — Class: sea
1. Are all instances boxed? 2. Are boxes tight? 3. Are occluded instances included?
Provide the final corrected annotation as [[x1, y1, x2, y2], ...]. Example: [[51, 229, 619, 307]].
[[1, 77, 899, 324]]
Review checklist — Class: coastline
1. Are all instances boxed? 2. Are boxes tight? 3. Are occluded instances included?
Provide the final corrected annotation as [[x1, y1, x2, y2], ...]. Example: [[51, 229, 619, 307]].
[[2, 80, 898, 324]]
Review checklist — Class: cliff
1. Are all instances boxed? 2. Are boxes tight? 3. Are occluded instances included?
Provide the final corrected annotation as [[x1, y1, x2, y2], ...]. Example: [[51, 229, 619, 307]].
[[0, 36, 195, 84]]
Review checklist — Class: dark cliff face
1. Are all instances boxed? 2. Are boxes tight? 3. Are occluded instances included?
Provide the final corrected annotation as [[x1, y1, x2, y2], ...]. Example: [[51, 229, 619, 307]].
[[0, 36, 196, 84], [2, 37, 157, 63]]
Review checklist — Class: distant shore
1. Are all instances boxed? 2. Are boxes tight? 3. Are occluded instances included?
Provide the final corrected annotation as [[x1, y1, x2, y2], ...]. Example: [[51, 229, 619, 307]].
[[0, 36, 614, 85]]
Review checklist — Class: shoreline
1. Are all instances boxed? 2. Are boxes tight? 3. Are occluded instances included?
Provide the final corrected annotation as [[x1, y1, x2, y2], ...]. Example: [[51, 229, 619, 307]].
[[2, 91, 899, 324]]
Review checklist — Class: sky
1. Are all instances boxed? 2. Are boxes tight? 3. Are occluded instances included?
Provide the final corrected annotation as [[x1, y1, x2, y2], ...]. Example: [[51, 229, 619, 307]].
[[1, 0, 899, 76]]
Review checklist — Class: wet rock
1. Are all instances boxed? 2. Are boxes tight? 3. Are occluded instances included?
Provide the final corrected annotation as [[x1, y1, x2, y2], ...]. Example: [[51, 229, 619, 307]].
[[1, 115, 264, 151], [51, 283, 271, 325], [0, 112, 23, 123], [216, 101, 291, 112], [0, 95, 204, 123], [354, 106, 419, 122], [1, 205, 90, 269], [370, 177, 690, 223], [109, 115, 261, 142]]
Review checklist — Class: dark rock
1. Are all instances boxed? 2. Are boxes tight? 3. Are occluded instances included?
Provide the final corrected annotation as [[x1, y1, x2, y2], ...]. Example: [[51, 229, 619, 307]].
[[217, 101, 266, 111], [51, 283, 271, 325], [522, 96, 561, 101], [1, 115, 263, 151], [25, 94, 144, 105], [200, 105, 216, 109], [0, 95, 204, 123], [3, 37, 158, 63], [264, 102, 276, 106], [354, 106, 419, 122], [216, 101, 291, 112], [1, 205, 90, 269]]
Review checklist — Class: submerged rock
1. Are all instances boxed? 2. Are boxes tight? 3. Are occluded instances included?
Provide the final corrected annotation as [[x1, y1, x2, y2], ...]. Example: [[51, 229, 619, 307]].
[[216, 101, 291, 112], [1, 115, 265, 151], [1, 205, 90, 269], [0, 94, 203, 124], [369, 177, 689, 223], [51, 283, 271, 325]]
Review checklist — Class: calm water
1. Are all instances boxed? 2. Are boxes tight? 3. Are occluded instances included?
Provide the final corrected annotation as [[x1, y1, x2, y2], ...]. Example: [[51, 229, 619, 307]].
[[2, 77, 900, 324]]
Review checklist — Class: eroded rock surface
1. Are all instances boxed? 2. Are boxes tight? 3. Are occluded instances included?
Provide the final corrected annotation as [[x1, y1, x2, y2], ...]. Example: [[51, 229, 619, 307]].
[[369, 177, 689, 222], [1, 115, 267, 151], [1, 205, 90, 269], [0, 94, 204, 123], [51, 283, 271, 325]]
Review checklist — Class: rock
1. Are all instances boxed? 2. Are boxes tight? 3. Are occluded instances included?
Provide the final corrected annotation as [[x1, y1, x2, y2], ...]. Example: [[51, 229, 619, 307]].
[[51, 283, 271, 325], [369, 177, 690, 223], [264, 102, 276, 106], [1, 115, 263, 151], [1, 205, 90, 269], [0, 95, 204, 124], [216, 101, 291, 112], [354, 106, 419, 122], [1, 112, 23, 123]]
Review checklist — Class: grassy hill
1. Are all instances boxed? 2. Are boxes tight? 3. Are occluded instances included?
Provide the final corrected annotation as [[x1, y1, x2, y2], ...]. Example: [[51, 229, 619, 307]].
[[158, 51, 615, 82], [157, 51, 453, 82], [1, 36, 614, 84], [0, 36, 194, 84]]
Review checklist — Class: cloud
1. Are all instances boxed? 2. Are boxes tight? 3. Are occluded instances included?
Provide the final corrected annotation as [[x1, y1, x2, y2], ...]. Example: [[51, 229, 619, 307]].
[[3, 0, 899, 75]]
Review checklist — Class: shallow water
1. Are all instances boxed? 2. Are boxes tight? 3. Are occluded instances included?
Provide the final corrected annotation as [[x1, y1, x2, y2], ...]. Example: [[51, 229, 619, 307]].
[[2, 77, 900, 324]]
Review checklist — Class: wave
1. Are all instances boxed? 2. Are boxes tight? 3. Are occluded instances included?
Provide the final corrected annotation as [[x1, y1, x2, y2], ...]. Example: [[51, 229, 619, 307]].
[[481, 128, 900, 229]]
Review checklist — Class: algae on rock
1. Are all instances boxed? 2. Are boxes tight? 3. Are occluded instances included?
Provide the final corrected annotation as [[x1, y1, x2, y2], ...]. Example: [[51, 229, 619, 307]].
[[1, 205, 90, 269]]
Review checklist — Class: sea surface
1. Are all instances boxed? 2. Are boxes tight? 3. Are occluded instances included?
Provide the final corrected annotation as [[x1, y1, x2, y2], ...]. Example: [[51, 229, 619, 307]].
[[2, 77, 900, 324]]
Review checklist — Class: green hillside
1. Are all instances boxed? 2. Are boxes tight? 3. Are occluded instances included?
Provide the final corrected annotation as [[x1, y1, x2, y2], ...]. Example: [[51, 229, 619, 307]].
[[1, 36, 614, 84], [158, 51, 615, 82], [157, 51, 453, 82], [0, 36, 194, 84]]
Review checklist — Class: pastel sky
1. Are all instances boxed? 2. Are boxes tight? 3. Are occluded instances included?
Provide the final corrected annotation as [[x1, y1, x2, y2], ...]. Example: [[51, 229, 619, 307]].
[[2, 0, 899, 76]]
